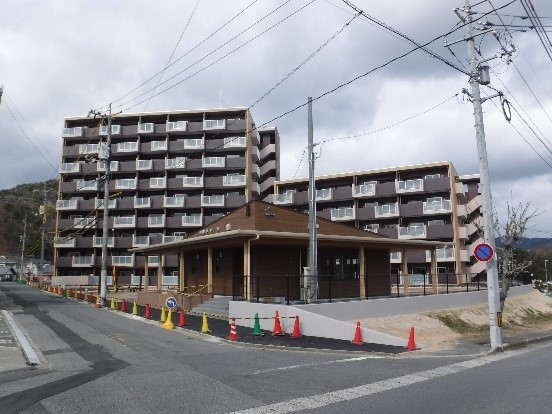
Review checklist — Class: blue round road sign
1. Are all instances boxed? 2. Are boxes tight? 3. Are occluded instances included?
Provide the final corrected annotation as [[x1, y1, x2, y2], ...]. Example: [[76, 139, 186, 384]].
[[474, 243, 494, 262], [165, 297, 177, 309]]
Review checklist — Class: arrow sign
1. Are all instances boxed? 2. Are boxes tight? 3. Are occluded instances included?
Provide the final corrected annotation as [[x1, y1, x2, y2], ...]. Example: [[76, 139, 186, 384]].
[[474, 243, 494, 262], [165, 297, 177, 309]]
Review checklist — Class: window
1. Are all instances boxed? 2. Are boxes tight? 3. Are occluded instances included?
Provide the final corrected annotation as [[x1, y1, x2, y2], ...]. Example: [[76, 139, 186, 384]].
[[151, 140, 167, 151], [134, 196, 150, 208], [78, 143, 99, 154], [166, 121, 187, 132], [183, 138, 203, 149], [150, 177, 165, 188], [166, 157, 186, 169], [136, 159, 152, 170], [204, 119, 225, 130], [115, 178, 136, 189], [148, 214, 165, 226]]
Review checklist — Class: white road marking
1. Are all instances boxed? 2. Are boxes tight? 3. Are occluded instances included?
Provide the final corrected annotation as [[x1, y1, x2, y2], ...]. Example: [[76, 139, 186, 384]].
[[227, 345, 548, 414], [251, 356, 383, 375]]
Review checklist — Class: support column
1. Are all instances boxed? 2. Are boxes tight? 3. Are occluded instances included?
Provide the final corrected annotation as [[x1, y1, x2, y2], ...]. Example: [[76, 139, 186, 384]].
[[179, 251, 185, 293], [401, 249, 409, 296], [431, 249, 438, 294], [359, 247, 366, 299], [157, 254, 162, 291], [243, 241, 250, 300], [144, 256, 149, 290], [207, 247, 213, 294]]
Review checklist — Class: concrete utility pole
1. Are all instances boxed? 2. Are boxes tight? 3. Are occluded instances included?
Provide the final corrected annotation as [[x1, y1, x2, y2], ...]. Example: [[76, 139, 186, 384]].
[[0, 85, 4, 106], [39, 186, 47, 289], [449, 0, 503, 348], [100, 104, 113, 307], [307, 97, 318, 303], [20, 216, 28, 283]]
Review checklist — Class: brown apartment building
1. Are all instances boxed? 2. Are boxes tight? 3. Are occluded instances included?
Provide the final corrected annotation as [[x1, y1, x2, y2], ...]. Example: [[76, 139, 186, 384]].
[[53, 107, 279, 286], [271, 161, 484, 283]]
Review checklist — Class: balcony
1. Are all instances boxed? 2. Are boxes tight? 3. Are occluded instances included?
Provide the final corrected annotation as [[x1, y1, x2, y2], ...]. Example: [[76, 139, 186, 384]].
[[162, 275, 178, 286], [56, 199, 78, 210], [363, 224, 379, 233], [352, 182, 376, 198], [99, 125, 121, 136], [76, 179, 98, 191], [54, 237, 76, 248], [182, 214, 202, 226], [78, 143, 99, 155], [115, 178, 136, 190], [398, 224, 427, 239], [95, 198, 116, 209], [202, 195, 225, 207], [164, 195, 185, 208], [112, 255, 134, 267], [74, 217, 96, 228], [274, 192, 294, 205], [315, 188, 333, 201], [138, 123, 154, 134], [374, 203, 399, 218], [134, 196, 151, 208], [182, 176, 203, 187], [117, 141, 138, 152], [136, 159, 153, 170], [396, 178, 423, 193], [203, 119, 226, 130], [426, 247, 455, 262], [223, 174, 246, 186], [148, 214, 165, 227], [133, 236, 150, 247], [423, 198, 452, 214], [113, 216, 135, 228], [147, 256, 160, 266], [165, 157, 186, 169], [93, 236, 115, 248], [149, 177, 166, 189], [331, 207, 355, 221], [163, 235, 185, 243], [59, 163, 80, 174], [223, 136, 246, 148], [167, 121, 187, 132], [97, 160, 119, 172], [72, 256, 94, 266], [183, 138, 204, 149], [251, 146, 260, 162], [202, 156, 225, 168], [62, 127, 83, 137], [150, 140, 167, 151]]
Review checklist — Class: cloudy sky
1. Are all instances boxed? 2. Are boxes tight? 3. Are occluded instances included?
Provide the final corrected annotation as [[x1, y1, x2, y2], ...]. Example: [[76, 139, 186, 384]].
[[1, 0, 551, 236]]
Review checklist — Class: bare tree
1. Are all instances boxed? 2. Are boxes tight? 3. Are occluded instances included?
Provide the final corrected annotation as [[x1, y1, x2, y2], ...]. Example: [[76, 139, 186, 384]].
[[494, 202, 540, 311]]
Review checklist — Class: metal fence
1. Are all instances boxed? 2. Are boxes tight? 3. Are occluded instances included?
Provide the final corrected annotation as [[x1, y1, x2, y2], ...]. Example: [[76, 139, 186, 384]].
[[231, 273, 531, 304]]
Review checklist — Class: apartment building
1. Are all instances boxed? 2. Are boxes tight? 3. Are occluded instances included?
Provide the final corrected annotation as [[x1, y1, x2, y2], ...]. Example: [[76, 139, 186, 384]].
[[54, 107, 280, 285], [272, 162, 484, 281]]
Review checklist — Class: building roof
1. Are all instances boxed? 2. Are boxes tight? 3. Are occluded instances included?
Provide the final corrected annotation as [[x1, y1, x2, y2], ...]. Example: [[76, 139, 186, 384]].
[[0, 266, 16, 276], [131, 201, 448, 255]]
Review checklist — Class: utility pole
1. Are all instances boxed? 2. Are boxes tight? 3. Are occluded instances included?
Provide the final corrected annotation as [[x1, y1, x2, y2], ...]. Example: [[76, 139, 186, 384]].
[[39, 187, 47, 289], [20, 216, 28, 283], [100, 104, 112, 307], [307, 97, 318, 303], [447, 0, 503, 348], [0, 85, 3, 106]]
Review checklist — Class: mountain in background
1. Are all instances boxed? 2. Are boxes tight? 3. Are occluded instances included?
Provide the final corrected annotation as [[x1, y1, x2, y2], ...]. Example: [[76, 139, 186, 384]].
[[495, 237, 552, 250], [0, 179, 57, 261]]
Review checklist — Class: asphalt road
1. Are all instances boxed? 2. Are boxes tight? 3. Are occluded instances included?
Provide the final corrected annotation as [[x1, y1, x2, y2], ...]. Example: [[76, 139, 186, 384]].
[[1, 283, 551, 413]]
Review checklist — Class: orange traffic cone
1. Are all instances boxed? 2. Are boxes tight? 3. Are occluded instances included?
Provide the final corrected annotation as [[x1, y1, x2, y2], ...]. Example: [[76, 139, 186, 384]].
[[291, 316, 302, 339], [272, 310, 284, 336], [120, 299, 127, 313], [351, 321, 364, 345], [145, 304, 151, 319], [178, 309, 187, 327], [406, 327, 416, 351], [89, 294, 95, 304], [227, 318, 239, 341]]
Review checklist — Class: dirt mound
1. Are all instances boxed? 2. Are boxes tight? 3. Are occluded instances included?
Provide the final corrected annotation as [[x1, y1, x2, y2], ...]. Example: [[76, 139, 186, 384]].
[[357, 290, 552, 350]]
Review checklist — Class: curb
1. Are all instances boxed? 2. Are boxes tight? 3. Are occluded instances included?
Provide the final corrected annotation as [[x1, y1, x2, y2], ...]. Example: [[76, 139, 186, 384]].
[[1, 310, 41, 366], [487, 334, 552, 355]]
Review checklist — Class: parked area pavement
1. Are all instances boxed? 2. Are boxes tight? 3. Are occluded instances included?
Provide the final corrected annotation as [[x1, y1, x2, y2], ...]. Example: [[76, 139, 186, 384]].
[[1, 282, 552, 376]]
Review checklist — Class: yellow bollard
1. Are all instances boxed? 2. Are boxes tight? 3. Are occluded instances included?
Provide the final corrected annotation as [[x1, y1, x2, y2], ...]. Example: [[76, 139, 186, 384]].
[[110, 297, 116, 310], [162, 309, 175, 330], [84, 290, 89, 302], [132, 301, 138, 316], [201, 312, 211, 334], [160, 306, 166, 322]]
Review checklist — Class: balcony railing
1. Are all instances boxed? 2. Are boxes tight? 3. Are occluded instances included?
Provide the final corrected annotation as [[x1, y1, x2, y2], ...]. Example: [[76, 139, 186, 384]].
[[138, 123, 154, 133], [182, 176, 203, 187], [274, 192, 294, 204], [223, 174, 246, 186], [163, 196, 185, 207], [72, 256, 94, 266], [202, 157, 225, 167], [62, 127, 83, 137], [134, 197, 151, 208], [97, 160, 118, 172], [54, 237, 76, 248], [56, 199, 78, 210], [316, 188, 333, 201], [374, 203, 399, 218], [223, 136, 246, 148], [396, 178, 423, 193], [167, 121, 187, 132], [93, 236, 114, 247], [202, 195, 225, 207], [352, 182, 376, 198], [425, 247, 455, 261], [183, 138, 204, 149], [113, 216, 135, 228], [148, 215, 165, 227], [136, 159, 153, 170], [163, 235, 185, 243], [115, 179, 136, 189], [423, 199, 452, 214], [398, 225, 427, 239], [76, 180, 98, 191], [203, 119, 225, 130], [165, 157, 186, 169], [95, 198, 116, 209], [74, 217, 96, 228], [182, 214, 202, 226], [331, 207, 355, 221], [59, 163, 80, 174], [78, 143, 98, 154], [112, 255, 134, 266], [162, 275, 179, 286], [133, 236, 150, 247], [117, 142, 138, 152], [99, 125, 121, 135]]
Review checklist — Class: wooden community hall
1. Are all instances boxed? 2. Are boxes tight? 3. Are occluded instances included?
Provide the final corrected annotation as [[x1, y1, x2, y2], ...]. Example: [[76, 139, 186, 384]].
[[131, 201, 447, 309]]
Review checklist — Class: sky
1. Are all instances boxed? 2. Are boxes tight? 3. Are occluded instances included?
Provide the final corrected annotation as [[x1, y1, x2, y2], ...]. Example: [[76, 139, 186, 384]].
[[1, 0, 551, 237]]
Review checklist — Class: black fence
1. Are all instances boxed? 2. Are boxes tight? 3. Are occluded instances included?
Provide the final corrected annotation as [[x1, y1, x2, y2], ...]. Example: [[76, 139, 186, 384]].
[[232, 273, 533, 304]]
